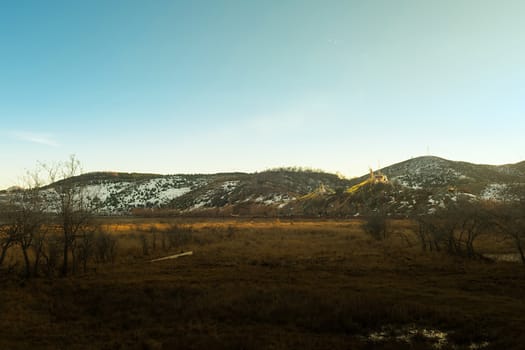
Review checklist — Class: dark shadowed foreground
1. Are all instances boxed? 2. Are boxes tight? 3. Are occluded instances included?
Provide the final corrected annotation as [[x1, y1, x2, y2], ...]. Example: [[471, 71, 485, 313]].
[[1, 219, 524, 349]]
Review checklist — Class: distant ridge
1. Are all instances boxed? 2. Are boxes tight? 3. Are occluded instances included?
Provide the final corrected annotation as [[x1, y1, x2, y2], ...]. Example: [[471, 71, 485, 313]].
[[373, 156, 525, 189], [2, 156, 524, 216]]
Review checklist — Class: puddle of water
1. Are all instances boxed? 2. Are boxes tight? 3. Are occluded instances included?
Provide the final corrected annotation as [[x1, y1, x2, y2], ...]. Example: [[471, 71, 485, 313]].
[[368, 325, 447, 348], [483, 253, 522, 262], [469, 342, 490, 350], [366, 325, 489, 349]]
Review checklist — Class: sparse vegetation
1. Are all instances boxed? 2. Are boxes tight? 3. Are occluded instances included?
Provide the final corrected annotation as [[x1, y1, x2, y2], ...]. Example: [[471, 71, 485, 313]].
[[0, 217, 525, 349], [2, 156, 525, 348], [363, 211, 389, 240]]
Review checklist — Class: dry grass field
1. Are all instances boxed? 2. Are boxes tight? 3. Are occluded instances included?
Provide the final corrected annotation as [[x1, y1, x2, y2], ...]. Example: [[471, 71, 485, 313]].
[[1, 218, 524, 349]]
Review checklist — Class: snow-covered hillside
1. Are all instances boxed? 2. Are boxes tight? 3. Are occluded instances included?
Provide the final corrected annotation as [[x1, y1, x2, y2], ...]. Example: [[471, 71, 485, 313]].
[[28, 170, 348, 215], [79, 175, 209, 214], [376, 156, 525, 196], [2, 157, 523, 217], [385, 157, 466, 188]]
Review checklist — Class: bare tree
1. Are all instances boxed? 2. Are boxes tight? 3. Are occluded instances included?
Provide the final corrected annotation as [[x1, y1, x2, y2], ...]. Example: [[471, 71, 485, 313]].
[[413, 213, 440, 252], [455, 199, 493, 258], [493, 201, 525, 264], [409, 190, 442, 252], [43, 155, 96, 276], [0, 220, 16, 268], [140, 233, 149, 256], [94, 231, 118, 264], [76, 228, 95, 273], [428, 207, 460, 254], [41, 236, 62, 277], [165, 224, 193, 249], [150, 227, 157, 251], [0, 171, 47, 277], [413, 198, 492, 258], [31, 229, 48, 276]]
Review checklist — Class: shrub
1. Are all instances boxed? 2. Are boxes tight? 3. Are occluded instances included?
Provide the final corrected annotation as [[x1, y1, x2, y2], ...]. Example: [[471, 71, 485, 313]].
[[363, 212, 388, 240], [94, 231, 118, 263]]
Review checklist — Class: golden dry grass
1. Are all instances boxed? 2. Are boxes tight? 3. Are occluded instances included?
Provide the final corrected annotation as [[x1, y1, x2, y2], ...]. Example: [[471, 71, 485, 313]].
[[1, 218, 524, 349]]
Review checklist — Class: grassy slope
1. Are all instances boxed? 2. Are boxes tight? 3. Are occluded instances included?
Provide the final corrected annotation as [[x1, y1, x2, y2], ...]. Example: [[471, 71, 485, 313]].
[[1, 219, 524, 350]]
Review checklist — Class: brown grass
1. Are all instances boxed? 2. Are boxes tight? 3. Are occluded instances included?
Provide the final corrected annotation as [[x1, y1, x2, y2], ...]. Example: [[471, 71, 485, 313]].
[[1, 218, 524, 349]]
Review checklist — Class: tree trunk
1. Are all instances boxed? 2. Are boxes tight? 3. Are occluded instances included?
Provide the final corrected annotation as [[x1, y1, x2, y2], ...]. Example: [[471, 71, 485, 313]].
[[32, 231, 47, 276], [71, 245, 77, 275], [33, 245, 42, 277], [22, 246, 31, 278], [62, 236, 69, 276], [420, 232, 427, 252], [516, 238, 525, 264], [430, 239, 437, 252], [466, 239, 475, 258], [0, 241, 11, 266]]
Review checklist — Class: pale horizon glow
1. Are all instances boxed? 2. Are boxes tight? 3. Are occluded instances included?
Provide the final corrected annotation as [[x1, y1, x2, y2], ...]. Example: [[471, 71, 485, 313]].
[[9, 131, 60, 147], [1, 0, 524, 189]]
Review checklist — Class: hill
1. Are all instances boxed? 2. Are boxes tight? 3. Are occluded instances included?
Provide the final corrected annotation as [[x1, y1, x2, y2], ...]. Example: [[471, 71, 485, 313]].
[[2, 156, 524, 216], [28, 169, 350, 215], [378, 156, 525, 192], [278, 156, 525, 217]]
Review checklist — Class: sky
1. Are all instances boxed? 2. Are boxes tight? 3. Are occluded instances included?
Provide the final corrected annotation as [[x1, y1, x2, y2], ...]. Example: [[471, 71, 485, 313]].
[[1, 0, 524, 189]]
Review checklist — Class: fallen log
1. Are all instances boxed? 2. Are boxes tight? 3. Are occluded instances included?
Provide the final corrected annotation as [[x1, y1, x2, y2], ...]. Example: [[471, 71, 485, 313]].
[[150, 251, 193, 262]]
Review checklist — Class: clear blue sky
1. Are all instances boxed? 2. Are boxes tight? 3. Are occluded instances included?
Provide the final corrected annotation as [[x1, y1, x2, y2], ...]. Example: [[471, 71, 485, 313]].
[[1, 0, 524, 188]]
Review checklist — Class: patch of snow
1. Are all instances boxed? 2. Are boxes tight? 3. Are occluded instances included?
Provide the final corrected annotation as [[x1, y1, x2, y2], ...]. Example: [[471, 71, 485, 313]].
[[221, 180, 239, 192], [461, 193, 477, 199], [481, 183, 507, 200], [253, 193, 294, 206], [157, 187, 191, 201], [188, 189, 216, 210], [190, 200, 210, 210], [367, 325, 449, 349], [469, 341, 490, 349], [483, 253, 522, 262]]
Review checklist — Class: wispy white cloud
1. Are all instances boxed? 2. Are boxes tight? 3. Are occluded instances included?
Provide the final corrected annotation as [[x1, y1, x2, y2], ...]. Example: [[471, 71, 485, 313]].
[[10, 131, 60, 147]]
